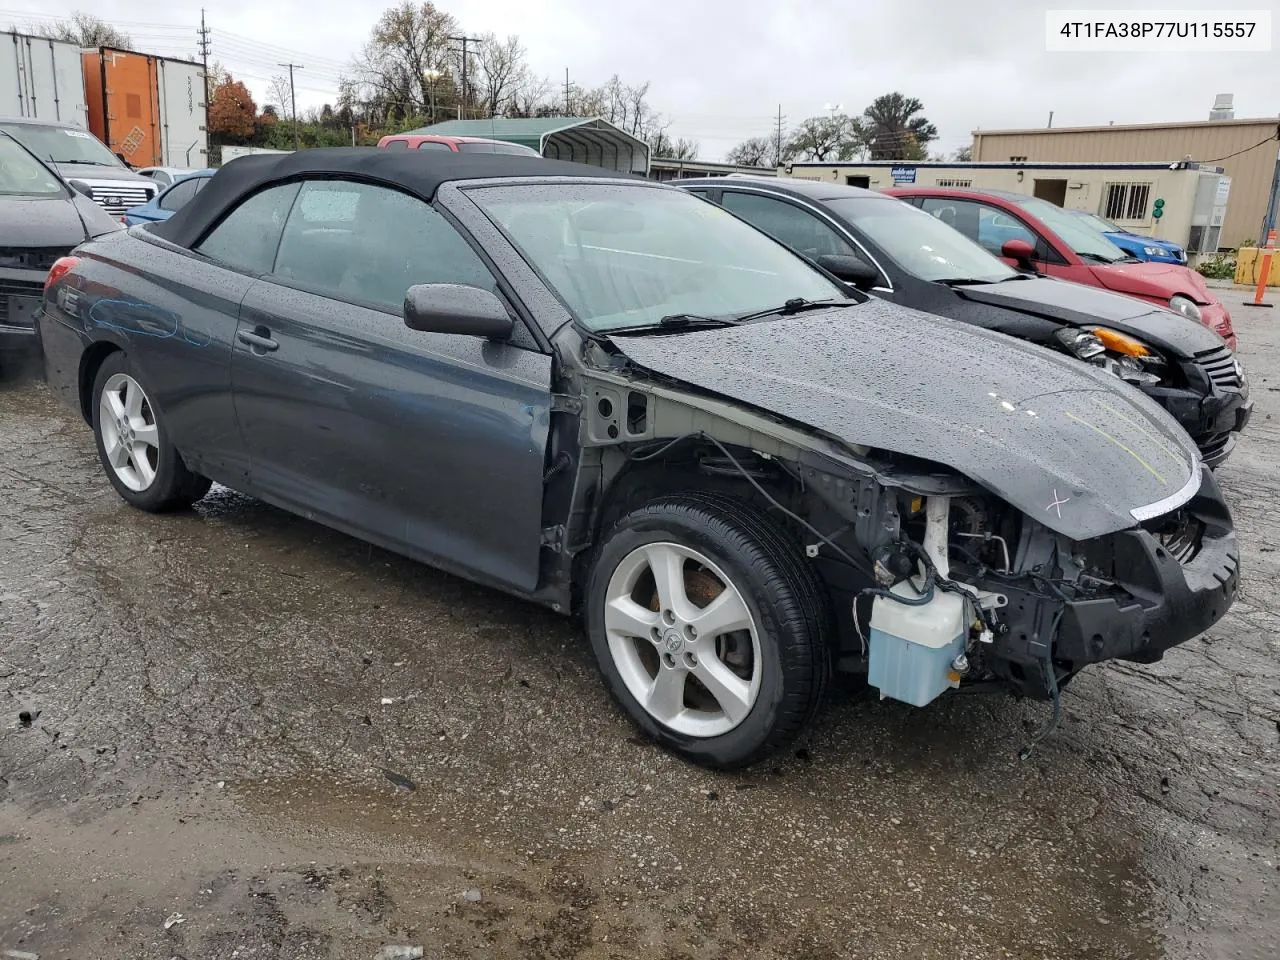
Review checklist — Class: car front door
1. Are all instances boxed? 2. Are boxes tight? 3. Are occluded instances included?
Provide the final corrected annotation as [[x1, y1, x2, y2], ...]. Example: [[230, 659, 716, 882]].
[[230, 178, 553, 592]]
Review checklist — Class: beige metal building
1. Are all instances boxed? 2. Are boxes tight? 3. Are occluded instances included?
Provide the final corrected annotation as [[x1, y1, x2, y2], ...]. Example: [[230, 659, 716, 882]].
[[781, 160, 1230, 257], [970, 117, 1278, 248]]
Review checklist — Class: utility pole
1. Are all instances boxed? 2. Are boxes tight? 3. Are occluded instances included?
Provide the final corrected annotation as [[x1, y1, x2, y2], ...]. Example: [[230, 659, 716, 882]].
[[197, 9, 211, 101], [564, 68, 571, 116], [197, 9, 211, 165], [448, 35, 483, 120], [1047, 110, 1054, 128], [774, 104, 786, 167], [278, 62, 303, 150]]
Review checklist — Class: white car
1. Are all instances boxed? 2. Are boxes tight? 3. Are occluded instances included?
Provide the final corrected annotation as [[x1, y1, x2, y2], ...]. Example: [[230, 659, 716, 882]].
[[136, 166, 203, 187]]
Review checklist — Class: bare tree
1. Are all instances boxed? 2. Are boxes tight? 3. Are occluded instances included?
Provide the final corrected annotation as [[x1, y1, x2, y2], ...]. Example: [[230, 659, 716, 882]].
[[572, 75, 665, 140], [784, 115, 864, 162], [267, 75, 294, 118], [342, 1, 457, 126], [471, 33, 531, 118], [953, 145, 973, 161], [35, 11, 132, 50], [649, 129, 698, 159], [725, 136, 773, 167], [508, 75, 555, 118]]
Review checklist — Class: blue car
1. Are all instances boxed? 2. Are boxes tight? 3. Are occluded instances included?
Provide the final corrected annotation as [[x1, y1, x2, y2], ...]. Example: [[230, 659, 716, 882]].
[[1067, 209, 1186, 264], [123, 169, 216, 226]]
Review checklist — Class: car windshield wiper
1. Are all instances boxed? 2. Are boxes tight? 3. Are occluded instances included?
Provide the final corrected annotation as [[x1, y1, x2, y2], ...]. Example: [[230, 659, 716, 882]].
[[605, 313, 744, 336], [1076, 251, 1123, 265], [735, 297, 856, 322], [934, 277, 992, 286], [48, 158, 113, 166]]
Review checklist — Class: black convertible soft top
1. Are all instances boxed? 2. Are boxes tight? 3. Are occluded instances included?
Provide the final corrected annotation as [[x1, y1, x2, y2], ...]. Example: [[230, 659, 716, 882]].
[[150, 147, 635, 248]]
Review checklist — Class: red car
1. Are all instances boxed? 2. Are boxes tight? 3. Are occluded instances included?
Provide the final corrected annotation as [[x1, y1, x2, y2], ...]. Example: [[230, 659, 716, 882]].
[[885, 187, 1236, 348], [376, 133, 540, 157]]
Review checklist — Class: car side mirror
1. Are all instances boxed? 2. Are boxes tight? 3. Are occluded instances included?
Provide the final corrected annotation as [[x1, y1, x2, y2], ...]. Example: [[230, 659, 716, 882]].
[[1001, 238, 1038, 273], [403, 284, 514, 339], [816, 253, 880, 290]]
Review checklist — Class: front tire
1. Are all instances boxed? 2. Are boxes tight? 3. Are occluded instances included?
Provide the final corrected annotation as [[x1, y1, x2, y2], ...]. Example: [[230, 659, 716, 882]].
[[586, 492, 832, 769], [91, 352, 211, 512]]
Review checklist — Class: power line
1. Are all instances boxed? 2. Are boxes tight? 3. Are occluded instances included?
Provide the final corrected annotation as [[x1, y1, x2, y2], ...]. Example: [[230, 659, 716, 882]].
[[1201, 128, 1280, 164]]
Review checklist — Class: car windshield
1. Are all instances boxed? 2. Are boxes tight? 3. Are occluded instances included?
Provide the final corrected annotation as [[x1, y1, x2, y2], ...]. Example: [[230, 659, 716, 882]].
[[0, 122, 123, 167], [1012, 195, 1128, 262], [1072, 210, 1124, 234], [0, 135, 65, 197], [470, 183, 846, 332], [823, 196, 1017, 283], [456, 141, 539, 156]]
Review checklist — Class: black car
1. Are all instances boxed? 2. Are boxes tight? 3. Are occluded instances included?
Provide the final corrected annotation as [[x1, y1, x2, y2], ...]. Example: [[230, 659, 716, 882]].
[[39, 149, 1237, 768], [0, 131, 121, 375], [674, 177, 1252, 467]]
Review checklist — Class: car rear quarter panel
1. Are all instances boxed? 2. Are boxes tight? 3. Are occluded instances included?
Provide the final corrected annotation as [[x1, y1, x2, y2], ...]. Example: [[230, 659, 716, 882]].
[[42, 230, 257, 484]]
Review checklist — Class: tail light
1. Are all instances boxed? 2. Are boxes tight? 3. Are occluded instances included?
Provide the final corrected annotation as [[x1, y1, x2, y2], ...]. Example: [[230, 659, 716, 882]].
[[44, 256, 80, 294]]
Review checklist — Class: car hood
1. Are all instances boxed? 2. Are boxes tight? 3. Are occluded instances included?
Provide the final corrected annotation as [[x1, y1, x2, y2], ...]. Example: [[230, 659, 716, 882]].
[[954, 276, 1225, 357], [611, 300, 1200, 541], [54, 163, 153, 184], [0, 195, 89, 246], [1089, 260, 1216, 304], [1112, 230, 1181, 251]]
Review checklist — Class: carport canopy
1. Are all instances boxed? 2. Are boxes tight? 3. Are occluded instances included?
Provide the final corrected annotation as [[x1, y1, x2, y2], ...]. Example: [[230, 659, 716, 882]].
[[401, 117, 650, 175]]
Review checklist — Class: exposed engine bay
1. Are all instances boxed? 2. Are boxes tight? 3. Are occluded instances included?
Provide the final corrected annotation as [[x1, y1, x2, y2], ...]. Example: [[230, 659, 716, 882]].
[[551, 354, 1239, 756]]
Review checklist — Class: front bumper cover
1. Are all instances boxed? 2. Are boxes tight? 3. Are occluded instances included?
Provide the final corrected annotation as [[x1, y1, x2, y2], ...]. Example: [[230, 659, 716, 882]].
[[984, 466, 1237, 698], [1144, 380, 1251, 469]]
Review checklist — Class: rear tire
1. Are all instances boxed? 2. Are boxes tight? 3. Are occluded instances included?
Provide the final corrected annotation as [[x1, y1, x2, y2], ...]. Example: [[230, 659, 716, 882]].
[[585, 491, 832, 769], [91, 352, 211, 512]]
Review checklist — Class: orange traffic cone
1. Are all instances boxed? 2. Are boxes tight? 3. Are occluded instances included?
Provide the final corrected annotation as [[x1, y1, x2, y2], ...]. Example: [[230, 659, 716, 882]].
[[1243, 229, 1276, 309]]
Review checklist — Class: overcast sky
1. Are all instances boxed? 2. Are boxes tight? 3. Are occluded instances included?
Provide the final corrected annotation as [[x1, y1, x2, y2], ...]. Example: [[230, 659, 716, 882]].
[[5, 0, 1277, 160]]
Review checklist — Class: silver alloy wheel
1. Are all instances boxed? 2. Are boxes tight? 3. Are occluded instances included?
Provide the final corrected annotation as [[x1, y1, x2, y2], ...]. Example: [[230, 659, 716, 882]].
[[98, 372, 160, 492], [603, 541, 762, 738]]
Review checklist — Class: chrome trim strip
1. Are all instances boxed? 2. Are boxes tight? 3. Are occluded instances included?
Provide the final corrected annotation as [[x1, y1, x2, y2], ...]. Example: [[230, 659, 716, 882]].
[[1130, 461, 1203, 522]]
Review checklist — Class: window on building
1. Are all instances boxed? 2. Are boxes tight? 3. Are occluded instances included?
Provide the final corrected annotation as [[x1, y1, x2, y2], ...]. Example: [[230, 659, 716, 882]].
[[935, 178, 972, 188], [1103, 182, 1152, 221], [1009, 155, 1027, 162]]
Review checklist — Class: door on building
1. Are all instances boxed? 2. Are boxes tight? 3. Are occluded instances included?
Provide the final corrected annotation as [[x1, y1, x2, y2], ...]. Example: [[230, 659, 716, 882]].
[[846, 175, 871, 188], [1033, 179, 1068, 207]]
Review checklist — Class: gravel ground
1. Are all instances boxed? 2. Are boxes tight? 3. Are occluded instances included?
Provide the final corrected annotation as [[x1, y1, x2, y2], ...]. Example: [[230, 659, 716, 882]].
[[1, 299, 1277, 960]]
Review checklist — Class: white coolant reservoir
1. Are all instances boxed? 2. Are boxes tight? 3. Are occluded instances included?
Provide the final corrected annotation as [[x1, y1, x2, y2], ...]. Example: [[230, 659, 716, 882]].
[[867, 583, 968, 707]]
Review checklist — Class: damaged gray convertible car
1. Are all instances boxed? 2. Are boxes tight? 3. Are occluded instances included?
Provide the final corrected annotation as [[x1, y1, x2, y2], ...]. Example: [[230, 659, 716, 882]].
[[38, 150, 1239, 768]]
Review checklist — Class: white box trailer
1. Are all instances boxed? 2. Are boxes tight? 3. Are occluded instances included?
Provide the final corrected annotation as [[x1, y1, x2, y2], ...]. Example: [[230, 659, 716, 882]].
[[155, 56, 207, 167], [1, 31, 87, 124]]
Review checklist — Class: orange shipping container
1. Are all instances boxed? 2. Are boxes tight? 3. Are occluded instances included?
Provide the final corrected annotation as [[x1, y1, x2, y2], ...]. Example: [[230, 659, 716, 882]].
[[82, 48, 161, 167]]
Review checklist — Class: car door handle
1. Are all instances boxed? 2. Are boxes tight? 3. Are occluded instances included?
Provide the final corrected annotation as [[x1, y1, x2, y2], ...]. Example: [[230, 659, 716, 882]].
[[237, 328, 278, 352]]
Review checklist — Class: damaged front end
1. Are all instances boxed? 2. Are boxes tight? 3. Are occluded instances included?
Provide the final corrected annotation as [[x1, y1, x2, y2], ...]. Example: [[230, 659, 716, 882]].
[[799, 450, 1239, 709], [554, 349, 1238, 724], [803, 450, 1233, 701]]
